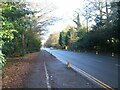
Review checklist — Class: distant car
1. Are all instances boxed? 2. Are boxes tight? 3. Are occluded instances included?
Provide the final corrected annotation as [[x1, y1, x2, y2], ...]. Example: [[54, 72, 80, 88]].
[[50, 47, 53, 50]]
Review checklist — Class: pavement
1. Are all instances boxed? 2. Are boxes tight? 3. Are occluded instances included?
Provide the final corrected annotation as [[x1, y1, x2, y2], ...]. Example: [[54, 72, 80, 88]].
[[24, 50, 99, 88]]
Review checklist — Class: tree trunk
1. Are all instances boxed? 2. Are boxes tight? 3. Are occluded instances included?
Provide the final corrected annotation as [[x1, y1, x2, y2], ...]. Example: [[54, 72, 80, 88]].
[[106, 0, 109, 27], [22, 32, 24, 50], [86, 18, 88, 32]]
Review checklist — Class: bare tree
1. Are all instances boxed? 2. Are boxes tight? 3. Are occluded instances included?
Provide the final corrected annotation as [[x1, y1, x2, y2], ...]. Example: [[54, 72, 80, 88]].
[[73, 10, 82, 31], [82, 0, 112, 30]]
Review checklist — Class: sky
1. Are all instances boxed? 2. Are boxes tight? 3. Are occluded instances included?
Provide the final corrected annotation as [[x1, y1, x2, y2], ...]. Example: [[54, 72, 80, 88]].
[[25, 0, 120, 44], [26, 0, 87, 44], [46, 0, 84, 32], [27, 0, 85, 28]]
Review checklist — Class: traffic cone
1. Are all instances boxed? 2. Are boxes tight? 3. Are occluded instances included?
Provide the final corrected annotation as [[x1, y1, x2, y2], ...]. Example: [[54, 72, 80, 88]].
[[67, 61, 70, 68]]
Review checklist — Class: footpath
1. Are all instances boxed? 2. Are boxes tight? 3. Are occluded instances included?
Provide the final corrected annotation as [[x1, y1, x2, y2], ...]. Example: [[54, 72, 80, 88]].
[[2, 50, 99, 88], [24, 50, 98, 88]]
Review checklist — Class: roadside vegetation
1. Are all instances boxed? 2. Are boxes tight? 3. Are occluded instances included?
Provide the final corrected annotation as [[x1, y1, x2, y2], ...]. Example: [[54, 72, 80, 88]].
[[45, 1, 120, 55], [0, 2, 55, 66], [0, 1, 120, 67], [0, 2, 39, 66]]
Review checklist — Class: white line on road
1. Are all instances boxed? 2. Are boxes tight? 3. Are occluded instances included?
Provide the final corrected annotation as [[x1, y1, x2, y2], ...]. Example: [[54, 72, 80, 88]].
[[56, 57, 67, 64], [45, 49, 114, 90], [44, 62, 51, 89], [115, 64, 120, 67], [96, 60, 102, 62], [54, 55, 114, 90]]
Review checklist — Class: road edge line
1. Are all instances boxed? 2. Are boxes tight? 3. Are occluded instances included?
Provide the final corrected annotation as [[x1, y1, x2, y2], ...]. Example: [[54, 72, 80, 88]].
[[44, 49, 114, 90], [49, 53, 114, 90], [44, 61, 51, 89]]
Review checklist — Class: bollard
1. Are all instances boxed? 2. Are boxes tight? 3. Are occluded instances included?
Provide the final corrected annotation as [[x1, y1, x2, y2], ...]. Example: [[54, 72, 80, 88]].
[[96, 51, 98, 55], [112, 52, 114, 56]]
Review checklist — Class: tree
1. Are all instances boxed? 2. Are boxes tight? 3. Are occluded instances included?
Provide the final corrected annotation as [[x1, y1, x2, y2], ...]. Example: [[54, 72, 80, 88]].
[[45, 32, 59, 48], [77, 28, 87, 39], [82, 0, 112, 31], [59, 32, 63, 46], [73, 11, 82, 31], [0, 2, 19, 65], [1, 2, 34, 56], [75, 1, 120, 53], [58, 31, 66, 48], [82, 1, 93, 32], [1, 1, 57, 66], [65, 27, 77, 49], [65, 31, 70, 47]]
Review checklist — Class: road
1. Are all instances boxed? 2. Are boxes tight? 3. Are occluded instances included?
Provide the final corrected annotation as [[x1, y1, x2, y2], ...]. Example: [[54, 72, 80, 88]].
[[24, 51, 96, 88], [44, 48, 119, 88]]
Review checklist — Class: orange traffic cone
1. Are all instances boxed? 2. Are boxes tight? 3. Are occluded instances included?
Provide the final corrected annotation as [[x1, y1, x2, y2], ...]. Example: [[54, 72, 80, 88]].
[[67, 61, 70, 68]]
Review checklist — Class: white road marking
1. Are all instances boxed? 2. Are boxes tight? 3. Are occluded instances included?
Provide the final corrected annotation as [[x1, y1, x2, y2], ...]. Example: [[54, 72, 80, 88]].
[[115, 64, 120, 67], [57, 57, 67, 64], [44, 62, 51, 88], [54, 56, 114, 90], [96, 60, 102, 62], [45, 50, 114, 90]]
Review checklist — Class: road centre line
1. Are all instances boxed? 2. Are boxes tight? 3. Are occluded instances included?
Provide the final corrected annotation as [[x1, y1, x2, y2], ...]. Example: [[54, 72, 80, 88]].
[[71, 64, 114, 90]]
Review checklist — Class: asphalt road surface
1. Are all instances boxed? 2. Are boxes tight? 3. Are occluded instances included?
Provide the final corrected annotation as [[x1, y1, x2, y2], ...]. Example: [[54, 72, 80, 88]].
[[25, 50, 97, 88], [44, 48, 119, 88]]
